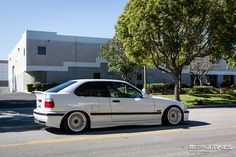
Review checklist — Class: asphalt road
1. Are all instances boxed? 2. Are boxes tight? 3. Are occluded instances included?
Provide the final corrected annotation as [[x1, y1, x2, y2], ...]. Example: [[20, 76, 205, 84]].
[[0, 107, 235, 157]]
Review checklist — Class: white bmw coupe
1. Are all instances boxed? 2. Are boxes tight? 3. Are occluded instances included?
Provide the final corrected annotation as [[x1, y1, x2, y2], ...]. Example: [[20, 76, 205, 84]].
[[33, 79, 189, 133]]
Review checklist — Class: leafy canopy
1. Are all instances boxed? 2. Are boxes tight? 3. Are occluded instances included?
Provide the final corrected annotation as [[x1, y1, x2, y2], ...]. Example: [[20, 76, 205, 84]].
[[99, 38, 138, 81], [116, 0, 236, 73], [116, 0, 236, 100]]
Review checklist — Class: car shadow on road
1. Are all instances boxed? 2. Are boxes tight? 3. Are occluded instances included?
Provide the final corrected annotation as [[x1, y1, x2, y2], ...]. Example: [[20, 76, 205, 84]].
[[45, 120, 210, 135], [0, 108, 44, 133]]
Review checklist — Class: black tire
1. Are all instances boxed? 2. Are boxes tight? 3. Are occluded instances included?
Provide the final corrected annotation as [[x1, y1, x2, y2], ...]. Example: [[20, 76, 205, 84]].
[[162, 106, 183, 125], [63, 111, 89, 133]]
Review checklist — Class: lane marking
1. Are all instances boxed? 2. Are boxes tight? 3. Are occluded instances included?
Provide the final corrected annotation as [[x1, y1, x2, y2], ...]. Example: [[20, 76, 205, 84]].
[[1, 125, 236, 148]]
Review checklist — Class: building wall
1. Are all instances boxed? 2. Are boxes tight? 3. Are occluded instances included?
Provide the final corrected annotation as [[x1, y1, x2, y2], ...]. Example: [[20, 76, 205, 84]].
[[8, 32, 27, 92], [0, 60, 9, 93], [0, 60, 8, 85], [9, 30, 111, 92], [8, 30, 236, 92]]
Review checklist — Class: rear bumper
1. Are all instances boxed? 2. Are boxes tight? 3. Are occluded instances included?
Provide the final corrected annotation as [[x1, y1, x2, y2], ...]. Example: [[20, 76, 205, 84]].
[[183, 110, 189, 121], [33, 109, 65, 128]]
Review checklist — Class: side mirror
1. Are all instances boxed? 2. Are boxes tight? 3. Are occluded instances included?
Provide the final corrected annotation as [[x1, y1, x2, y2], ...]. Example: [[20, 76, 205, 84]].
[[142, 93, 150, 99]]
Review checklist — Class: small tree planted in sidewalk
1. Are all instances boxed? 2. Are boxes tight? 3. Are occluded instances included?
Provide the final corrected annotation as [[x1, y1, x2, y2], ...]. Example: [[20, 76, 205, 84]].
[[116, 0, 236, 100], [99, 38, 139, 81]]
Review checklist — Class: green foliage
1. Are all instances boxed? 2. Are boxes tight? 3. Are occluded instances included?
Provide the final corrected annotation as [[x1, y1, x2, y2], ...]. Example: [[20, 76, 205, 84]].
[[99, 38, 138, 81], [146, 83, 173, 94], [180, 88, 191, 94], [27, 83, 58, 92], [187, 86, 219, 95], [116, 0, 236, 100], [220, 87, 236, 95], [27, 84, 35, 92], [34, 82, 42, 91], [158, 94, 236, 106]]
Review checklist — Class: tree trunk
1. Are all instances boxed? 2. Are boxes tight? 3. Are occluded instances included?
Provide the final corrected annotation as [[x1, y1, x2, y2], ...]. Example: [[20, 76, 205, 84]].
[[174, 74, 181, 101], [199, 78, 202, 86]]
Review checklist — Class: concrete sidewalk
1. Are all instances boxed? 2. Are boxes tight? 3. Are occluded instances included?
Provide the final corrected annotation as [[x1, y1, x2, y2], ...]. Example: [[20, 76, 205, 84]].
[[0, 92, 36, 109]]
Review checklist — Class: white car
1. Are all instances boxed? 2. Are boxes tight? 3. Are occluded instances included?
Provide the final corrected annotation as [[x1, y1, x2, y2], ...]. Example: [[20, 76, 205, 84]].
[[33, 79, 189, 133]]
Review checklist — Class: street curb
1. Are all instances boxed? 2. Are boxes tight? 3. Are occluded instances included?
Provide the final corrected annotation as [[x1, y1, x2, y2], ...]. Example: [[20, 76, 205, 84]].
[[187, 104, 236, 109]]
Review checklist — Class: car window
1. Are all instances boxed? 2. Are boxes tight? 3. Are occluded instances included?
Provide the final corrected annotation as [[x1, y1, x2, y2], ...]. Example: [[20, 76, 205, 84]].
[[74, 82, 111, 97], [47, 80, 77, 93], [105, 82, 142, 98]]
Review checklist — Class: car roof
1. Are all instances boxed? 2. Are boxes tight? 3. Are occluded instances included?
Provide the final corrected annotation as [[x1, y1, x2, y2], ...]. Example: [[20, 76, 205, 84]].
[[71, 79, 128, 84]]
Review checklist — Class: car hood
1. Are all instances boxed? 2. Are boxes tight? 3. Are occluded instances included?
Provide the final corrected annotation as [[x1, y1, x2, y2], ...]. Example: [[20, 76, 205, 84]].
[[150, 95, 183, 105]]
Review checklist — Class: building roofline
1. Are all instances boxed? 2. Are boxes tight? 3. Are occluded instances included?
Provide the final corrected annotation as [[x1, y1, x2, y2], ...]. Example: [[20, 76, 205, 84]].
[[26, 30, 111, 44]]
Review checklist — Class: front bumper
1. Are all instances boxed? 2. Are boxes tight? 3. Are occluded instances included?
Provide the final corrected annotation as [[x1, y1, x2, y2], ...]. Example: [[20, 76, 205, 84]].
[[33, 109, 65, 128], [183, 110, 189, 121]]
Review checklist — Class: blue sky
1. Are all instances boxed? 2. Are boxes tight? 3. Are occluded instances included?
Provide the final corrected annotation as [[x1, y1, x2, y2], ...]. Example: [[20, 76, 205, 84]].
[[0, 0, 127, 60]]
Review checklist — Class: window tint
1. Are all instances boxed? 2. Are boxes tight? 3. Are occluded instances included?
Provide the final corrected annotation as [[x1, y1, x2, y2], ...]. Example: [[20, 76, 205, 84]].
[[74, 82, 110, 97], [47, 81, 76, 93], [105, 82, 142, 98], [38, 46, 46, 55]]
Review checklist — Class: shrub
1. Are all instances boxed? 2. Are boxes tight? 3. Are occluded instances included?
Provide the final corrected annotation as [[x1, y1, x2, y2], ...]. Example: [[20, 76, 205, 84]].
[[180, 88, 191, 94], [220, 87, 236, 94], [27, 84, 35, 92], [34, 82, 42, 91], [27, 82, 59, 92], [187, 86, 219, 95], [146, 83, 173, 94], [42, 84, 53, 91]]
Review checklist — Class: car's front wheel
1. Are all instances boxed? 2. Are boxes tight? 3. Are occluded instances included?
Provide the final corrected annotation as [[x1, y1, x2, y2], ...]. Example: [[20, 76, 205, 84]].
[[162, 106, 183, 125], [64, 111, 89, 133]]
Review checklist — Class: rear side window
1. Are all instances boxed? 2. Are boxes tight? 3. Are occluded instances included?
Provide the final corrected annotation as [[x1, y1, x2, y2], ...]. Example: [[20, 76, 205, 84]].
[[47, 81, 76, 93], [74, 82, 110, 97]]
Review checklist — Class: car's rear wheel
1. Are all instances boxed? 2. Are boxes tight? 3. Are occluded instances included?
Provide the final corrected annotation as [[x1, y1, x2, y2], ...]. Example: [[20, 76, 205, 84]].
[[64, 111, 89, 133], [162, 106, 182, 125]]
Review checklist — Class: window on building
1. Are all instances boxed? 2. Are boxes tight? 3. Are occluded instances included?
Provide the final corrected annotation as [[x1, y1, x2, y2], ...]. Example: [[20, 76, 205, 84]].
[[93, 73, 100, 79], [137, 73, 142, 80], [38, 46, 46, 55], [223, 75, 234, 86]]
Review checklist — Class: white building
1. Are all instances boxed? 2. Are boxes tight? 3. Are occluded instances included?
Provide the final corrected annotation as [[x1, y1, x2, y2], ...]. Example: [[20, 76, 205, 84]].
[[8, 30, 236, 92]]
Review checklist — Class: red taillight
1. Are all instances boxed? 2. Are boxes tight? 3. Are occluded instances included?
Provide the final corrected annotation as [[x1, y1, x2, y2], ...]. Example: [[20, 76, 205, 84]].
[[44, 99, 54, 108]]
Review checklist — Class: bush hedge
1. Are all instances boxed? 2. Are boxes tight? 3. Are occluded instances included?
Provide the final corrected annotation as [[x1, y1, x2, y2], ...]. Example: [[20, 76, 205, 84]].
[[146, 83, 173, 94], [187, 86, 219, 95], [27, 82, 58, 92], [220, 87, 236, 94]]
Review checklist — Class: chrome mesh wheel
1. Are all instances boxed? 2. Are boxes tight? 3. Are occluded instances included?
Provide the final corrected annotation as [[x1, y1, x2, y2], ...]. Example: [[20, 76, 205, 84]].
[[67, 112, 87, 132], [167, 107, 182, 125]]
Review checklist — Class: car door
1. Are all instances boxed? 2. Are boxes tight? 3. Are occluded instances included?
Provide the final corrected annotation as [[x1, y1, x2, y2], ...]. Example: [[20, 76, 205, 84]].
[[74, 82, 111, 123], [105, 82, 155, 122]]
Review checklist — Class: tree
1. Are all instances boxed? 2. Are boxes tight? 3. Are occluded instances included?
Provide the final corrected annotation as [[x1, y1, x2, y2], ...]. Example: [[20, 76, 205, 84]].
[[99, 38, 138, 81], [116, 0, 236, 100], [189, 56, 212, 86]]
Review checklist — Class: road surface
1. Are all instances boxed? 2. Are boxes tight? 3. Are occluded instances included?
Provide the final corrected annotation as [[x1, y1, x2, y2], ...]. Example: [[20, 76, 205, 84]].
[[0, 107, 235, 157]]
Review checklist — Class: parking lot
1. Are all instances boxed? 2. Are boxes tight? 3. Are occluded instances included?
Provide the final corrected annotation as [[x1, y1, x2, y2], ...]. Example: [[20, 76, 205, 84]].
[[0, 106, 235, 157]]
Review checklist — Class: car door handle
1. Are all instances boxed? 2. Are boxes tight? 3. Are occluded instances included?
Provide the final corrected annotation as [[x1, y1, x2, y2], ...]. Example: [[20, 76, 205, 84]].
[[112, 100, 120, 103]]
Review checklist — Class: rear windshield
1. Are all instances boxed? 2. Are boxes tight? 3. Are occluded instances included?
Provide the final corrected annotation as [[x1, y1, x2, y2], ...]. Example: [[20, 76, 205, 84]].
[[47, 80, 77, 93]]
